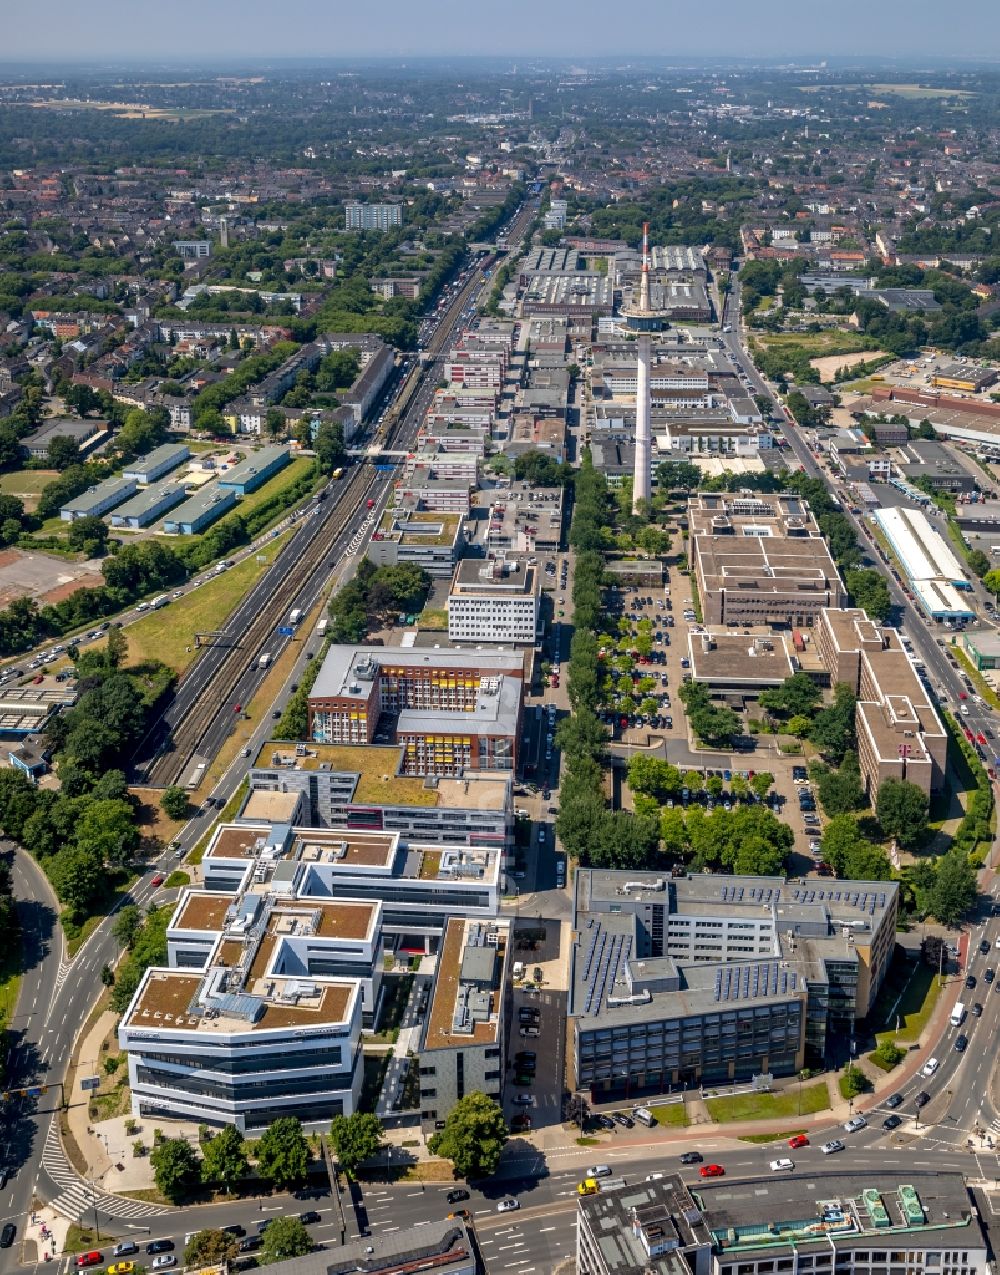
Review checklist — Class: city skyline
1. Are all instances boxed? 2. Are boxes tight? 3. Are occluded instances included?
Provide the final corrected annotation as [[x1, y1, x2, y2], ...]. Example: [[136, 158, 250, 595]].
[[6, 0, 1000, 62]]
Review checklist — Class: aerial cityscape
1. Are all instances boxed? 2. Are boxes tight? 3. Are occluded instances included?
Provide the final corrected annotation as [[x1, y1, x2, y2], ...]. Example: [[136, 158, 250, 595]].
[[5, 5, 1000, 1274]]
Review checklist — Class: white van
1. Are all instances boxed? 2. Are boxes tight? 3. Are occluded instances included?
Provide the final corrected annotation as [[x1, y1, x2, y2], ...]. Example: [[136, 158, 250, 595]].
[[633, 1107, 656, 1127], [950, 1002, 967, 1028], [769, 1159, 795, 1173]]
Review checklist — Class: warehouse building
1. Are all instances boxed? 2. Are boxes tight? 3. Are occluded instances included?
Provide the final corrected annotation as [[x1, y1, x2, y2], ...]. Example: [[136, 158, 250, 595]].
[[122, 443, 191, 485], [162, 485, 238, 535], [871, 506, 974, 620], [519, 273, 614, 318], [931, 361, 998, 393], [60, 475, 138, 522], [218, 445, 290, 495], [110, 480, 188, 529], [570, 869, 898, 1095], [24, 417, 102, 461]]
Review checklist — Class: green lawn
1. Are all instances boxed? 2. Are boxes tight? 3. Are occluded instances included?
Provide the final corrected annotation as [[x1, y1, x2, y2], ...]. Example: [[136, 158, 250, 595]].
[[0, 469, 58, 511], [648, 1101, 689, 1128], [705, 1083, 830, 1123], [125, 532, 289, 672], [758, 331, 877, 357], [872, 962, 943, 1047], [224, 456, 318, 524]]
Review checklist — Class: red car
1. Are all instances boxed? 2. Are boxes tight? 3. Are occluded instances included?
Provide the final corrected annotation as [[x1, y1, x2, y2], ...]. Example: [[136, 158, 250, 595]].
[[700, 1164, 725, 1178], [150, 874, 164, 887], [788, 1134, 809, 1149], [77, 1255, 102, 1269]]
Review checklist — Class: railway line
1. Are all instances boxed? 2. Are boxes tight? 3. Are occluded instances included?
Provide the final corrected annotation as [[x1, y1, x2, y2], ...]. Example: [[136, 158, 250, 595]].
[[141, 465, 379, 786], [137, 198, 537, 788]]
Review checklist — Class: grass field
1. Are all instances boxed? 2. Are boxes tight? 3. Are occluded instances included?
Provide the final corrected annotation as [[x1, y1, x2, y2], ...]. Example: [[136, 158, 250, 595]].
[[705, 1083, 830, 1124], [757, 331, 877, 357], [125, 532, 289, 673], [0, 469, 57, 512], [800, 83, 974, 100], [872, 961, 943, 1047], [648, 1101, 689, 1128], [225, 456, 319, 524]]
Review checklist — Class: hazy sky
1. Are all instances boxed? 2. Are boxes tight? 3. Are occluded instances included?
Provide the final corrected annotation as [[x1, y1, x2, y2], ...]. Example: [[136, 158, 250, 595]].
[[6, 0, 1000, 62]]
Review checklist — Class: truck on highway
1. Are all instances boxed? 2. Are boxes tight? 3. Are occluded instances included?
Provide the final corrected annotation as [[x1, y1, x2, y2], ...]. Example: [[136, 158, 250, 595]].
[[258, 652, 272, 669], [289, 608, 303, 626], [317, 617, 329, 637], [951, 1001, 967, 1027], [151, 595, 169, 610]]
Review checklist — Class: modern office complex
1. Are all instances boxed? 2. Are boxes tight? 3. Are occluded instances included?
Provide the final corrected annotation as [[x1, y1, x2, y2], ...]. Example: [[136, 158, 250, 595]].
[[416, 917, 510, 1131], [578, 1171, 987, 1275], [367, 507, 466, 577], [118, 885, 366, 1132], [246, 741, 514, 851], [447, 558, 540, 644], [570, 870, 898, 1096], [306, 647, 523, 774], [690, 492, 845, 627]]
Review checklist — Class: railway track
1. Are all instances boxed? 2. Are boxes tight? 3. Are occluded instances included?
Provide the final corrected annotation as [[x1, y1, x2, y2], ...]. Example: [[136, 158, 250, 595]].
[[143, 465, 379, 787]]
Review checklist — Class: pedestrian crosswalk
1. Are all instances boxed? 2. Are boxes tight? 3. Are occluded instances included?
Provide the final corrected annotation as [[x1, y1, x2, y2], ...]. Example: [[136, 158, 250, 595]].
[[42, 1122, 169, 1221]]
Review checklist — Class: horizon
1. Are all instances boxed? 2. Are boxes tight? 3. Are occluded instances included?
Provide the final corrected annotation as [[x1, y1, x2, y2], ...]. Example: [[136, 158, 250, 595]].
[[6, 0, 1000, 64]]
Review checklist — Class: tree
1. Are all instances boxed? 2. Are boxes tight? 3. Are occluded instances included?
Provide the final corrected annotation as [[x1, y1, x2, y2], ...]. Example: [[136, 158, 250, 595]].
[[150, 1137, 201, 1204], [967, 549, 990, 579], [160, 786, 190, 821], [554, 707, 607, 765], [928, 848, 977, 926], [47, 844, 103, 922], [329, 1112, 384, 1180], [749, 772, 775, 801], [314, 419, 345, 472], [75, 799, 140, 868], [265, 407, 287, 439], [845, 568, 892, 622], [759, 671, 821, 719], [256, 1116, 309, 1189], [112, 903, 141, 950], [876, 778, 929, 848], [184, 1231, 238, 1267], [816, 752, 866, 816], [66, 515, 109, 557], [809, 682, 857, 764], [200, 1125, 249, 1192], [260, 1217, 311, 1264], [106, 625, 127, 670], [47, 434, 82, 471], [428, 1092, 508, 1181]]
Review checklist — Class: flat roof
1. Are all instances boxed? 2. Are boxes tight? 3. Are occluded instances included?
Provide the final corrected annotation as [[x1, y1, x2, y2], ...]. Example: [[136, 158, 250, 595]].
[[688, 631, 795, 686], [123, 443, 190, 476], [111, 480, 187, 520], [396, 674, 520, 738], [62, 474, 136, 514], [218, 445, 290, 487], [163, 483, 236, 526], [376, 509, 462, 546], [252, 741, 440, 806], [250, 1220, 475, 1275], [241, 790, 301, 823], [310, 645, 524, 703], [695, 1171, 979, 1254], [125, 968, 356, 1035], [423, 917, 506, 1052], [451, 559, 537, 596]]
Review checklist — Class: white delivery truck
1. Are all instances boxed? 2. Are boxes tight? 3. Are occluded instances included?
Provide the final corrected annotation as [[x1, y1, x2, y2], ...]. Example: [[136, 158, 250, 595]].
[[950, 1001, 966, 1027], [258, 652, 272, 669], [289, 608, 303, 626]]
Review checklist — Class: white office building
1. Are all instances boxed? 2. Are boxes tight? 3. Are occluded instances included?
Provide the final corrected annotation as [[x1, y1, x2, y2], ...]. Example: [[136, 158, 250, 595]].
[[447, 558, 539, 645]]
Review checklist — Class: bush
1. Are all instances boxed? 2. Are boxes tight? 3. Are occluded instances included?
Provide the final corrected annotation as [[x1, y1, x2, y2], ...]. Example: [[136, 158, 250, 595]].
[[869, 1040, 906, 1071], [839, 1068, 871, 1100]]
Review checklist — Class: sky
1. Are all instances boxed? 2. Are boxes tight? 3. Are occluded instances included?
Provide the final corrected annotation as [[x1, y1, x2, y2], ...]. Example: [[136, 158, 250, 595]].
[[5, 0, 1000, 63]]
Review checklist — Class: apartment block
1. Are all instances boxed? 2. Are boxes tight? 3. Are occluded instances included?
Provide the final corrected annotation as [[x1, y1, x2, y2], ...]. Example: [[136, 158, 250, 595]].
[[570, 870, 897, 1096], [307, 647, 523, 774], [417, 918, 509, 1131], [344, 202, 403, 231], [689, 492, 844, 628], [246, 741, 513, 851], [448, 558, 539, 645]]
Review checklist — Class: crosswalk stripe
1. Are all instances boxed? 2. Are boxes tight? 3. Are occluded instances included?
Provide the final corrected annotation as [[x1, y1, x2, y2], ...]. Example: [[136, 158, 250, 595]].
[[42, 1121, 168, 1219]]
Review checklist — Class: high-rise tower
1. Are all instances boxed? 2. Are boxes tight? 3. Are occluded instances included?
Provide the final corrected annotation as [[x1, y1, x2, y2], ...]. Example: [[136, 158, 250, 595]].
[[621, 223, 668, 514]]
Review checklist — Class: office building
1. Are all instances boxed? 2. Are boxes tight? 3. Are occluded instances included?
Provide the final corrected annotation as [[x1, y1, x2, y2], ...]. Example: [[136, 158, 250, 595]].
[[199, 820, 501, 948], [570, 869, 898, 1095], [344, 202, 403, 231], [60, 475, 138, 522], [448, 558, 539, 645], [118, 889, 365, 1132], [578, 1170, 987, 1275], [690, 493, 845, 628], [307, 647, 523, 774], [417, 917, 509, 1130], [577, 1173, 713, 1275], [173, 240, 212, 259], [246, 741, 513, 851], [367, 508, 465, 577]]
